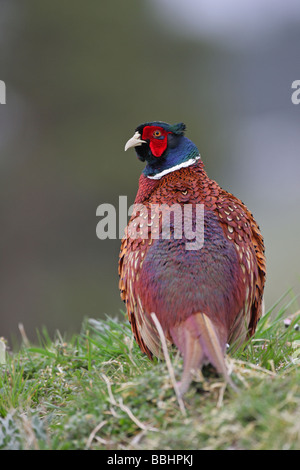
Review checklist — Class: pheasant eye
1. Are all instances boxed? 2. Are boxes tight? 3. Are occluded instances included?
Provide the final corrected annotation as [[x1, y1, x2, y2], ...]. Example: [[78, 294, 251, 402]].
[[153, 130, 162, 138]]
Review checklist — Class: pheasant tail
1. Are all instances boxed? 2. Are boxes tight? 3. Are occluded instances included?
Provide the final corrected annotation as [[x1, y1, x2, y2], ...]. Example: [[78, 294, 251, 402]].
[[170, 313, 236, 396]]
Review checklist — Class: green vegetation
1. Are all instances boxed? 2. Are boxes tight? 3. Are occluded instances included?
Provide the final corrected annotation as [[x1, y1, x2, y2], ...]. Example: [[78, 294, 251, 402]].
[[1, 293, 300, 450]]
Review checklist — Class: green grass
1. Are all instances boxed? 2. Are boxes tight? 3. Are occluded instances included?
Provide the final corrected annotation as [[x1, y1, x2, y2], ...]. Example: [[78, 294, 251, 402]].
[[0, 293, 300, 450]]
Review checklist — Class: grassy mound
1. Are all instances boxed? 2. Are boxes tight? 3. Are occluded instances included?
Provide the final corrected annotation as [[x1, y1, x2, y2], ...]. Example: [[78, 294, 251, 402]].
[[0, 293, 299, 450]]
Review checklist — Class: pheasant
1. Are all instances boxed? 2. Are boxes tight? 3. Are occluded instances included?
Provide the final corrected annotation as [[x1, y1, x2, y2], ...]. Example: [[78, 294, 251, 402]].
[[119, 121, 266, 395]]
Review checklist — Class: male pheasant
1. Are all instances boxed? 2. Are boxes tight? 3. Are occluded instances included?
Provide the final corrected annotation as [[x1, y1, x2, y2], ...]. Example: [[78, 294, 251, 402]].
[[119, 121, 266, 395]]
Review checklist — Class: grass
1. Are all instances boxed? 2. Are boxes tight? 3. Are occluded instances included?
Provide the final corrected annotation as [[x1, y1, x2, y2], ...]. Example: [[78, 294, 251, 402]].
[[0, 293, 300, 450]]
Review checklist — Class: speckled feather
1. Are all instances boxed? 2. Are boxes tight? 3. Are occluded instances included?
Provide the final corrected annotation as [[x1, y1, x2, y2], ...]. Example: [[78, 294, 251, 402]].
[[119, 140, 266, 393]]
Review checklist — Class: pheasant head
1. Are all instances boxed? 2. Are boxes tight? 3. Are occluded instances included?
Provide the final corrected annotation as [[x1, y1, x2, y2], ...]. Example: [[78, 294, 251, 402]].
[[125, 121, 200, 178]]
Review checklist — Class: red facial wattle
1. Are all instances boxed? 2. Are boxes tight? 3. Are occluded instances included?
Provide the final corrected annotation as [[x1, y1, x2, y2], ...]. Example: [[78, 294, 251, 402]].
[[141, 126, 170, 157]]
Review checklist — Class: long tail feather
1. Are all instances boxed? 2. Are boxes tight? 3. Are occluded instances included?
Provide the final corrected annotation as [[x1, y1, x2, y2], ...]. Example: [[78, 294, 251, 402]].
[[170, 312, 236, 395]]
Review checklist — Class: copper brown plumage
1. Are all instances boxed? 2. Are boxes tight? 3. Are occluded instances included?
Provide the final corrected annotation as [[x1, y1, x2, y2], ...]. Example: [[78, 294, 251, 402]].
[[119, 121, 266, 395]]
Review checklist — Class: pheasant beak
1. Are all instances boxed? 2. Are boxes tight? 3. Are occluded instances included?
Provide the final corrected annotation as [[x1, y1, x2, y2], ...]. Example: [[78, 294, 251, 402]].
[[125, 131, 147, 151]]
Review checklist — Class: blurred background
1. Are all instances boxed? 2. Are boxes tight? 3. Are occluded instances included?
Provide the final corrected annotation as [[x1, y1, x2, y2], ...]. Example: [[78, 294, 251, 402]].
[[0, 0, 300, 345]]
